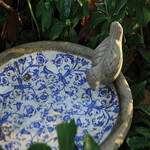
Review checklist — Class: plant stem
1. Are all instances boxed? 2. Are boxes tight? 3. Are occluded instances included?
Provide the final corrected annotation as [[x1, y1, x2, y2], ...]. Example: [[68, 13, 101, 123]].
[[27, 0, 40, 40]]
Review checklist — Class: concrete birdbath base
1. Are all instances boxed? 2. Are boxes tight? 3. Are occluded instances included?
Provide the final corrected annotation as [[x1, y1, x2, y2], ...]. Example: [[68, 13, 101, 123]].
[[0, 41, 133, 150]]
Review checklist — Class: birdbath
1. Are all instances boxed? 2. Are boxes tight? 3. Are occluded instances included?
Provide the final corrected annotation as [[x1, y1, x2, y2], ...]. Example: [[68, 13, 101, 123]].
[[0, 24, 133, 150]]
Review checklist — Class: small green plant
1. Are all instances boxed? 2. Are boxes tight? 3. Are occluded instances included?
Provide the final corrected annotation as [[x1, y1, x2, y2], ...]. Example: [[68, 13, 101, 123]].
[[34, 0, 89, 43], [27, 119, 100, 150]]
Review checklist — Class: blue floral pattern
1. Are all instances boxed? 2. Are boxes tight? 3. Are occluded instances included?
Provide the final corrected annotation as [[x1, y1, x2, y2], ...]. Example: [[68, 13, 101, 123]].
[[0, 51, 119, 150]]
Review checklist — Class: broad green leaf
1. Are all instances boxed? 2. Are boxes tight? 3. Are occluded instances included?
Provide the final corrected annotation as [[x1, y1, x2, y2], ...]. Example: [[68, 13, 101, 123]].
[[112, 0, 127, 22], [136, 127, 150, 138], [36, 0, 45, 17], [127, 0, 136, 16], [27, 143, 51, 150], [122, 17, 136, 34], [134, 116, 150, 127], [70, 1, 80, 17], [55, 0, 72, 20], [114, 0, 127, 15], [41, 6, 53, 32], [131, 81, 146, 105], [77, 0, 82, 6], [49, 19, 65, 40], [134, 105, 150, 116], [57, 119, 77, 150], [127, 136, 150, 150], [69, 27, 78, 43], [88, 34, 101, 49], [45, 1, 50, 11], [103, 0, 117, 16], [95, 2, 106, 14], [82, 0, 89, 17], [77, 0, 89, 17], [127, 34, 144, 45], [71, 9, 83, 28], [137, 48, 150, 64], [139, 69, 150, 81], [60, 28, 69, 41], [83, 134, 100, 150], [136, 1, 150, 27], [99, 21, 110, 41], [122, 42, 129, 73], [91, 12, 107, 28]]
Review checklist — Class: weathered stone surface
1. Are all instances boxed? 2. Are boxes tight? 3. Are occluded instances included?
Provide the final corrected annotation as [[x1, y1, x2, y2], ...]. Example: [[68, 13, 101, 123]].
[[86, 21, 123, 91]]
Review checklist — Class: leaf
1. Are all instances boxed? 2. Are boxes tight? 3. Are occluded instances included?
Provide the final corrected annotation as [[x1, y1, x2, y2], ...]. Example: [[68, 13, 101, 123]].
[[82, 0, 89, 17], [103, 0, 117, 16], [128, 34, 144, 45], [112, 0, 127, 22], [69, 27, 78, 43], [114, 0, 127, 15], [77, 0, 89, 17], [95, 2, 107, 15], [122, 16, 136, 35], [60, 28, 69, 41], [134, 105, 150, 116], [137, 48, 150, 64], [36, 0, 45, 17], [77, 0, 82, 6], [127, 0, 136, 16], [136, 1, 150, 27], [99, 21, 110, 41], [55, 0, 72, 20], [88, 34, 101, 49], [41, 6, 53, 32], [136, 127, 150, 138], [127, 136, 150, 150], [70, 1, 80, 17], [27, 143, 51, 150], [134, 116, 150, 127], [71, 9, 83, 28], [83, 134, 100, 150], [91, 12, 107, 28], [131, 81, 146, 106], [57, 119, 77, 150], [49, 19, 65, 40]]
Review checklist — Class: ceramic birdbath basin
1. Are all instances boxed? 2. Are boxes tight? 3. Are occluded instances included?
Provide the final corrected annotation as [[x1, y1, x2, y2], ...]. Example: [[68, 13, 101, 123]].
[[0, 41, 133, 150]]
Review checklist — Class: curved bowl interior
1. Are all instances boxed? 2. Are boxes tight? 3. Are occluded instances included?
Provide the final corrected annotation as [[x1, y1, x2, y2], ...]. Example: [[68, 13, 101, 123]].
[[0, 50, 119, 150]]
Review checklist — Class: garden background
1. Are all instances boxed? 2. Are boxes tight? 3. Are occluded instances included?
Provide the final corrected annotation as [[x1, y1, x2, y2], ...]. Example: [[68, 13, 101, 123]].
[[0, 0, 150, 149]]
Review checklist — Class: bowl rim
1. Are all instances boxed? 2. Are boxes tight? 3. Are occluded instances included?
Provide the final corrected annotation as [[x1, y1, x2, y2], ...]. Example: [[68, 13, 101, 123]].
[[0, 41, 133, 150]]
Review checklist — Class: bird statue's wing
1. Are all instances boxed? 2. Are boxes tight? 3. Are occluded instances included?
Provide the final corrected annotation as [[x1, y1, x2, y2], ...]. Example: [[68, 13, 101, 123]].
[[104, 39, 122, 78], [91, 37, 109, 67]]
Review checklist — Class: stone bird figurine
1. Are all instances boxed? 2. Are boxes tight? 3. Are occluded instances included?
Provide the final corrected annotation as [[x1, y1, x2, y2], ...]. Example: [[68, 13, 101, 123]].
[[86, 21, 123, 91]]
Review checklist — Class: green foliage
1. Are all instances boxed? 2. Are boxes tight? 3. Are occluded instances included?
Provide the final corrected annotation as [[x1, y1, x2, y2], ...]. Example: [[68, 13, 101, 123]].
[[57, 119, 77, 150], [36, 0, 53, 32], [27, 143, 51, 150], [131, 81, 146, 105], [83, 134, 99, 150], [25, 119, 100, 150], [1, 0, 150, 149], [35, 0, 89, 42], [127, 136, 150, 150], [89, 0, 127, 46]]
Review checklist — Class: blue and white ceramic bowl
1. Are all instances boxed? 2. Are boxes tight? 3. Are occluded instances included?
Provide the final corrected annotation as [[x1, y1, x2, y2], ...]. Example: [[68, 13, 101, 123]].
[[0, 50, 119, 150]]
